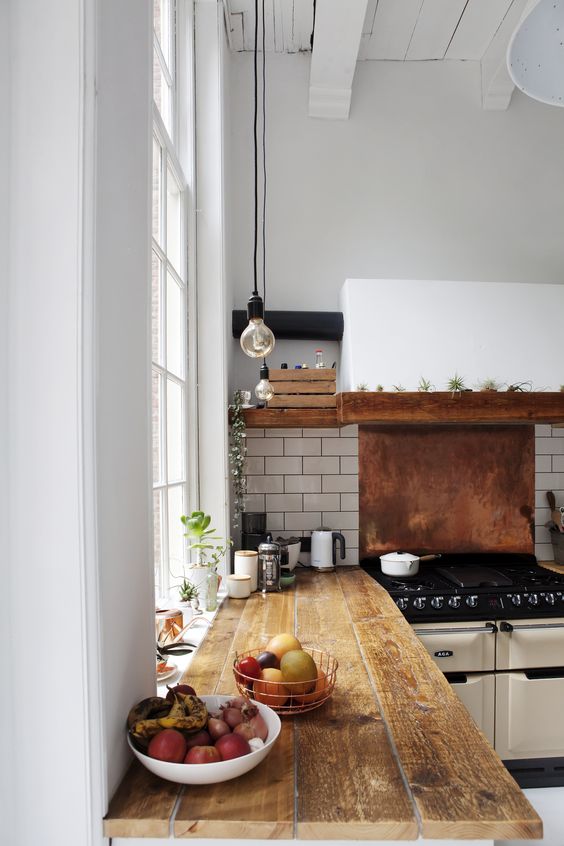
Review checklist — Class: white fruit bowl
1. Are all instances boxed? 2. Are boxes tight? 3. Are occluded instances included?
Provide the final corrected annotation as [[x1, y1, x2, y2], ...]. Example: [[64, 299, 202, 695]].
[[128, 694, 281, 785]]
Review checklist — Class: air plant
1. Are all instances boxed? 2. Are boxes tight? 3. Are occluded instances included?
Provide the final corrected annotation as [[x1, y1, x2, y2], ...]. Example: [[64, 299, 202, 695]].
[[418, 377, 433, 392], [477, 378, 501, 392], [178, 578, 198, 603], [375, 384, 384, 392], [561, 385, 564, 393], [506, 381, 533, 392], [447, 373, 467, 396], [356, 382, 369, 392], [393, 384, 406, 392]]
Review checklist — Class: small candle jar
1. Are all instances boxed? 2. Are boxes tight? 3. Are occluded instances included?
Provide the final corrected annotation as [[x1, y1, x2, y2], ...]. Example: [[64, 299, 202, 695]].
[[227, 574, 252, 599]]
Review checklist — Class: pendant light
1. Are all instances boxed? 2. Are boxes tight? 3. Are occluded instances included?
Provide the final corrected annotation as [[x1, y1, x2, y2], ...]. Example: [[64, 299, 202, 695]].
[[507, 0, 564, 107], [240, 0, 275, 358]]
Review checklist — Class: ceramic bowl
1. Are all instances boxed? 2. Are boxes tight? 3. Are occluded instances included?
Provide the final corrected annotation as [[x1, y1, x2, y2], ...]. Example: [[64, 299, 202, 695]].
[[280, 573, 296, 588], [128, 694, 281, 785]]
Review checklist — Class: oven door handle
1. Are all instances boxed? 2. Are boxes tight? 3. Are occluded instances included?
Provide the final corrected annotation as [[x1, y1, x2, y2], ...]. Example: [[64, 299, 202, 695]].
[[500, 621, 564, 632], [413, 622, 498, 636]]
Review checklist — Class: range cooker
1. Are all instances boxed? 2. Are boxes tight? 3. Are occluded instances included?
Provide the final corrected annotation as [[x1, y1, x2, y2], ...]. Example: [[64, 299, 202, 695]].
[[361, 553, 564, 788]]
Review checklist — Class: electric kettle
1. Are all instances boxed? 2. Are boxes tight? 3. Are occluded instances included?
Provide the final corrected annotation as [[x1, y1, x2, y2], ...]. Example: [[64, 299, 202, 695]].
[[311, 527, 346, 570]]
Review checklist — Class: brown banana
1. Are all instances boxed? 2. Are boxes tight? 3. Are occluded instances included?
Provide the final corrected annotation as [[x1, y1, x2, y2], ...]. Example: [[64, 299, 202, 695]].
[[126, 696, 171, 730]]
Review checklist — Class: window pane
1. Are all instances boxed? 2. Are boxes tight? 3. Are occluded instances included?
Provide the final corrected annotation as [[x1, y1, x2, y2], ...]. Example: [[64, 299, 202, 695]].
[[167, 167, 182, 274], [154, 0, 171, 71], [167, 378, 184, 481], [166, 272, 184, 378], [153, 50, 172, 138], [152, 370, 162, 483], [168, 485, 185, 579], [152, 251, 162, 365], [152, 136, 162, 245], [153, 489, 163, 595]]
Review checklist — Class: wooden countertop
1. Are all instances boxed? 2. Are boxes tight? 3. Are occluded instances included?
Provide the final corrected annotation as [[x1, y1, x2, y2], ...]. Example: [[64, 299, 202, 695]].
[[104, 569, 542, 841]]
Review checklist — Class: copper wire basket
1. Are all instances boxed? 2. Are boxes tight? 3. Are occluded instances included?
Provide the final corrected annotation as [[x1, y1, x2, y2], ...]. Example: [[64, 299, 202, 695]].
[[233, 646, 338, 715]]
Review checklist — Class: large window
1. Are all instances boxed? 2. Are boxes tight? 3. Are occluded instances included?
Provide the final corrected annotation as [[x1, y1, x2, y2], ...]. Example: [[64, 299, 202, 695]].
[[152, 0, 194, 598]]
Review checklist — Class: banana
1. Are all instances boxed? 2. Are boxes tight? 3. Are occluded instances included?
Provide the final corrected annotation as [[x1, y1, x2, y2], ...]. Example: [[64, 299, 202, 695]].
[[126, 696, 171, 730], [130, 694, 208, 743]]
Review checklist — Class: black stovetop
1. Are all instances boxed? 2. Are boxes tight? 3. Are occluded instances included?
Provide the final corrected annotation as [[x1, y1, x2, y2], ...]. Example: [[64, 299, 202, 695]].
[[361, 553, 564, 622]]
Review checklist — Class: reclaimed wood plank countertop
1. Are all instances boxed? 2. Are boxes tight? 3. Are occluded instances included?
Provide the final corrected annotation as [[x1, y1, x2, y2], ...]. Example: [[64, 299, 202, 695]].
[[104, 569, 542, 841]]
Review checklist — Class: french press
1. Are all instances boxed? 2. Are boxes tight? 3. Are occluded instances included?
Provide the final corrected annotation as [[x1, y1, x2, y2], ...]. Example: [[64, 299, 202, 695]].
[[258, 536, 282, 593]]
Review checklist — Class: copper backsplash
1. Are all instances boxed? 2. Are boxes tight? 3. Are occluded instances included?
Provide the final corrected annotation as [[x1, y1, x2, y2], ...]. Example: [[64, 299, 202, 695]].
[[359, 425, 535, 560]]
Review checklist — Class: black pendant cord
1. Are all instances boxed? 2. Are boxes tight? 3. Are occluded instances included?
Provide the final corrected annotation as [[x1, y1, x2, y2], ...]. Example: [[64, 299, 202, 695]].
[[261, 0, 267, 313], [252, 0, 259, 297]]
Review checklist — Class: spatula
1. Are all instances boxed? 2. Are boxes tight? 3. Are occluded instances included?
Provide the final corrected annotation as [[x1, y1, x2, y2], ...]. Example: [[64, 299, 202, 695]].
[[546, 491, 564, 533]]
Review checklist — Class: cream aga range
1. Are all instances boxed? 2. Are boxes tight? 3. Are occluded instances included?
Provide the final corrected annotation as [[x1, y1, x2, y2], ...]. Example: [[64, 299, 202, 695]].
[[361, 553, 564, 787]]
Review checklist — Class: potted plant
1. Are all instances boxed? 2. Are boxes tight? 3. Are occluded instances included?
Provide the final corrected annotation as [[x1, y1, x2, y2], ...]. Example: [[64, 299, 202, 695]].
[[177, 577, 200, 613], [181, 510, 232, 612]]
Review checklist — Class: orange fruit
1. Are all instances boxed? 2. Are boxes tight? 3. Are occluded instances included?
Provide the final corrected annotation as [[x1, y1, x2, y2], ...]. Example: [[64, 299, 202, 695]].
[[294, 668, 329, 706], [253, 668, 289, 708], [265, 633, 302, 661]]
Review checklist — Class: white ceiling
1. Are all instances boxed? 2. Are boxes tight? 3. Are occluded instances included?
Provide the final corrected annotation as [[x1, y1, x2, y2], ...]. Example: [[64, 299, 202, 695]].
[[223, 0, 534, 114]]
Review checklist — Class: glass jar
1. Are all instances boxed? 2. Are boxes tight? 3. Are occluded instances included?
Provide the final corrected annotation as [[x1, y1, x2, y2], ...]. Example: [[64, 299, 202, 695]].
[[205, 570, 219, 612]]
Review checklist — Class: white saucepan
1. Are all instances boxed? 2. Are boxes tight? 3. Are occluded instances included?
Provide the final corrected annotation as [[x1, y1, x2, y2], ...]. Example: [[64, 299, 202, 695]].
[[380, 551, 441, 577]]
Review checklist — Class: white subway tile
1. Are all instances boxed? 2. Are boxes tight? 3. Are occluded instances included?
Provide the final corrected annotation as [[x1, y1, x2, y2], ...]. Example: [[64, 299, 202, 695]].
[[266, 513, 285, 531], [535, 525, 552, 544], [266, 493, 303, 512], [322, 438, 358, 456], [535, 543, 554, 561], [340, 548, 359, 566], [303, 428, 340, 438], [340, 456, 359, 474], [245, 457, 265, 475], [554, 456, 564, 472], [303, 493, 341, 511], [265, 457, 302, 475], [244, 494, 265, 511], [341, 530, 359, 548], [552, 427, 564, 437], [536, 473, 564, 489], [245, 428, 264, 438], [536, 489, 564, 507], [341, 493, 359, 511], [284, 475, 322, 493], [535, 507, 551, 526], [246, 475, 284, 494], [339, 424, 358, 438], [303, 456, 340, 474], [284, 438, 321, 456], [536, 455, 552, 473], [246, 437, 284, 456], [285, 512, 321, 531], [535, 425, 552, 437], [269, 428, 302, 438], [322, 511, 359, 530], [536, 438, 564, 455], [322, 475, 359, 493]]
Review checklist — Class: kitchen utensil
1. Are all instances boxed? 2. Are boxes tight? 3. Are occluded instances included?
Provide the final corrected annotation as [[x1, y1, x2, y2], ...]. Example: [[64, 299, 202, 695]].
[[546, 491, 564, 533], [227, 573, 251, 599], [274, 536, 301, 571], [311, 528, 346, 570], [258, 537, 281, 592], [234, 646, 338, 715], [380, 551, 441, 577], [128, 695, 281, 785], [234, 549, 259, 591]]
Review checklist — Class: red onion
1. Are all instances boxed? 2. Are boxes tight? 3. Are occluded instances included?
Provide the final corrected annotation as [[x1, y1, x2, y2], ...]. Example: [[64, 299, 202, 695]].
[[233, 722, 257, 741], [249, 713, 268, 741], [221, 696, 249, 710], [207, 717, 231, 741], [221, 707, 244, 728]]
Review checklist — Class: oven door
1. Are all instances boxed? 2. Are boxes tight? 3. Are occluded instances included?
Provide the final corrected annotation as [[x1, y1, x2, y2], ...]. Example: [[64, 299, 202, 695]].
[[496, 617, 564, 670], [495, 669, 564, 760], [413, 621, 496, 673], [446, 672, 495, 747]]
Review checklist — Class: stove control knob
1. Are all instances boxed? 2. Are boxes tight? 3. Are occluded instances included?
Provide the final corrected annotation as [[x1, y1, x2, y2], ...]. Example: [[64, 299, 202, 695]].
[[545, 593, 555, 606], [466, 595, 478, 608], [431, 597, 443, 609], [396, 597, 408, 611], [511, 594, 522, 607], [528, 594, 539, 607], [413, 597, 426, 610], [448, 596, 461, 609]]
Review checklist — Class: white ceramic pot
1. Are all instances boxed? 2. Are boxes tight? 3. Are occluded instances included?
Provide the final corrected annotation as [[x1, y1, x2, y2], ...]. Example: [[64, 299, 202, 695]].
[[380, 551, 441, 577]]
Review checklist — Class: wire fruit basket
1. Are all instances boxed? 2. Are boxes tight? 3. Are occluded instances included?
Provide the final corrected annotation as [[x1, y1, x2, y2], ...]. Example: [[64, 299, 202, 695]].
[[233, 646, 338, 715]]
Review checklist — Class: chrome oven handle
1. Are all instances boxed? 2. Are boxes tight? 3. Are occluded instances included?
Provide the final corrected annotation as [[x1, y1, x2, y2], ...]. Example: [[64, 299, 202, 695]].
[[413, 622, 498, 636], [500, 621, 564, 632]]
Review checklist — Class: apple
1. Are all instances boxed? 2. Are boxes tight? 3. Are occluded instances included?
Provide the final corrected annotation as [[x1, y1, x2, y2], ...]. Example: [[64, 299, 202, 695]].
[[215, 733, 251, 760], [185, 729, 212, 750], [184, 745, 221, 764], [166, 683, 196, 702], [147, 729, 186, 763]]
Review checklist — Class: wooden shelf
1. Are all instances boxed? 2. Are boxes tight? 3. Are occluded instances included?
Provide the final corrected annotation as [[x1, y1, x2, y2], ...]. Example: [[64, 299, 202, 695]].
[[242, 407, 338, 428], [338, 391, 564, 426]]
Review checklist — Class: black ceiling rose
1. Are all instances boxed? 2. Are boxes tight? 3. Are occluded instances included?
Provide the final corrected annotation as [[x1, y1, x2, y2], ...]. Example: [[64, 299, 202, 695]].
[[231, 310, 344, 341]]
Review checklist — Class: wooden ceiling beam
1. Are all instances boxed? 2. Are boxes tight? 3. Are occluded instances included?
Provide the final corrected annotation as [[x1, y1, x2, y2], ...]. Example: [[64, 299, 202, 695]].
[[308, 0, 370, 120]]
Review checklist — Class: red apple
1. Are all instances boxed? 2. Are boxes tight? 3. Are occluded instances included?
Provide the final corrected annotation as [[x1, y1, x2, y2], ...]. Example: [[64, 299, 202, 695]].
[[148, 729, 186, 763], [184, 745, 221, 764], [215, 733, 251, 761], [166, 683, 196, 703], [185, 730, 212, 750]]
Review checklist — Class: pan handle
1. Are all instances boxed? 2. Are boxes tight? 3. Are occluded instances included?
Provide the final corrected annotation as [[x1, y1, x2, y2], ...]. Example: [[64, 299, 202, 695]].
[[419, 554, 442, 563]]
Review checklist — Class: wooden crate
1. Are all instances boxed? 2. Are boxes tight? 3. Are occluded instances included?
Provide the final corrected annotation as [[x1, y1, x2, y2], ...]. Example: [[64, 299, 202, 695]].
[[268, 368, 337, 408]]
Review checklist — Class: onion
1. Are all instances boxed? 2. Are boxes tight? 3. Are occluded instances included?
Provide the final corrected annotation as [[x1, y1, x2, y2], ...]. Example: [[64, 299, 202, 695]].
[[207, 717, 231, 740], [248, 737, 265, 752], [222, 696, 249, 710], [240, 701, 259, 721], [249, 713, 268, 741], [233, 722, 257, 741], [222, 707, 244, 728]]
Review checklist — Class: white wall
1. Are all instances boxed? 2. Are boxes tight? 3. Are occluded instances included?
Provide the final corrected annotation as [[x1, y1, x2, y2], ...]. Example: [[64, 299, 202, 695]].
[[227, 54, 564, 384]]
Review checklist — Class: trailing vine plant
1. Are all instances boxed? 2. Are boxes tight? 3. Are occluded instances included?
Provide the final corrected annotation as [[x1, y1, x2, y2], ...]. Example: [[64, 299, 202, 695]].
[[229, 390, 247, 529]]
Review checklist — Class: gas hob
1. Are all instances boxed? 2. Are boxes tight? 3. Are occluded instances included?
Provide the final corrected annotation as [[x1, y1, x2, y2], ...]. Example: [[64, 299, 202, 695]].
[[361, 554, 564, 622]]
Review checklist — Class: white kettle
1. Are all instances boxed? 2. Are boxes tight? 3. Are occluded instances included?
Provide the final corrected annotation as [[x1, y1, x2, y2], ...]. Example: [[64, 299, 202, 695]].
[[311, 527, 346, 570]]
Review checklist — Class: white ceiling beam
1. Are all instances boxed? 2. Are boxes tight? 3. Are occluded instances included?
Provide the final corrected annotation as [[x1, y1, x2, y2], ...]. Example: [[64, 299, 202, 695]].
[[446, 0, 513, 60], [481, 0, 537, 110], [309, 0, 370, 120]]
